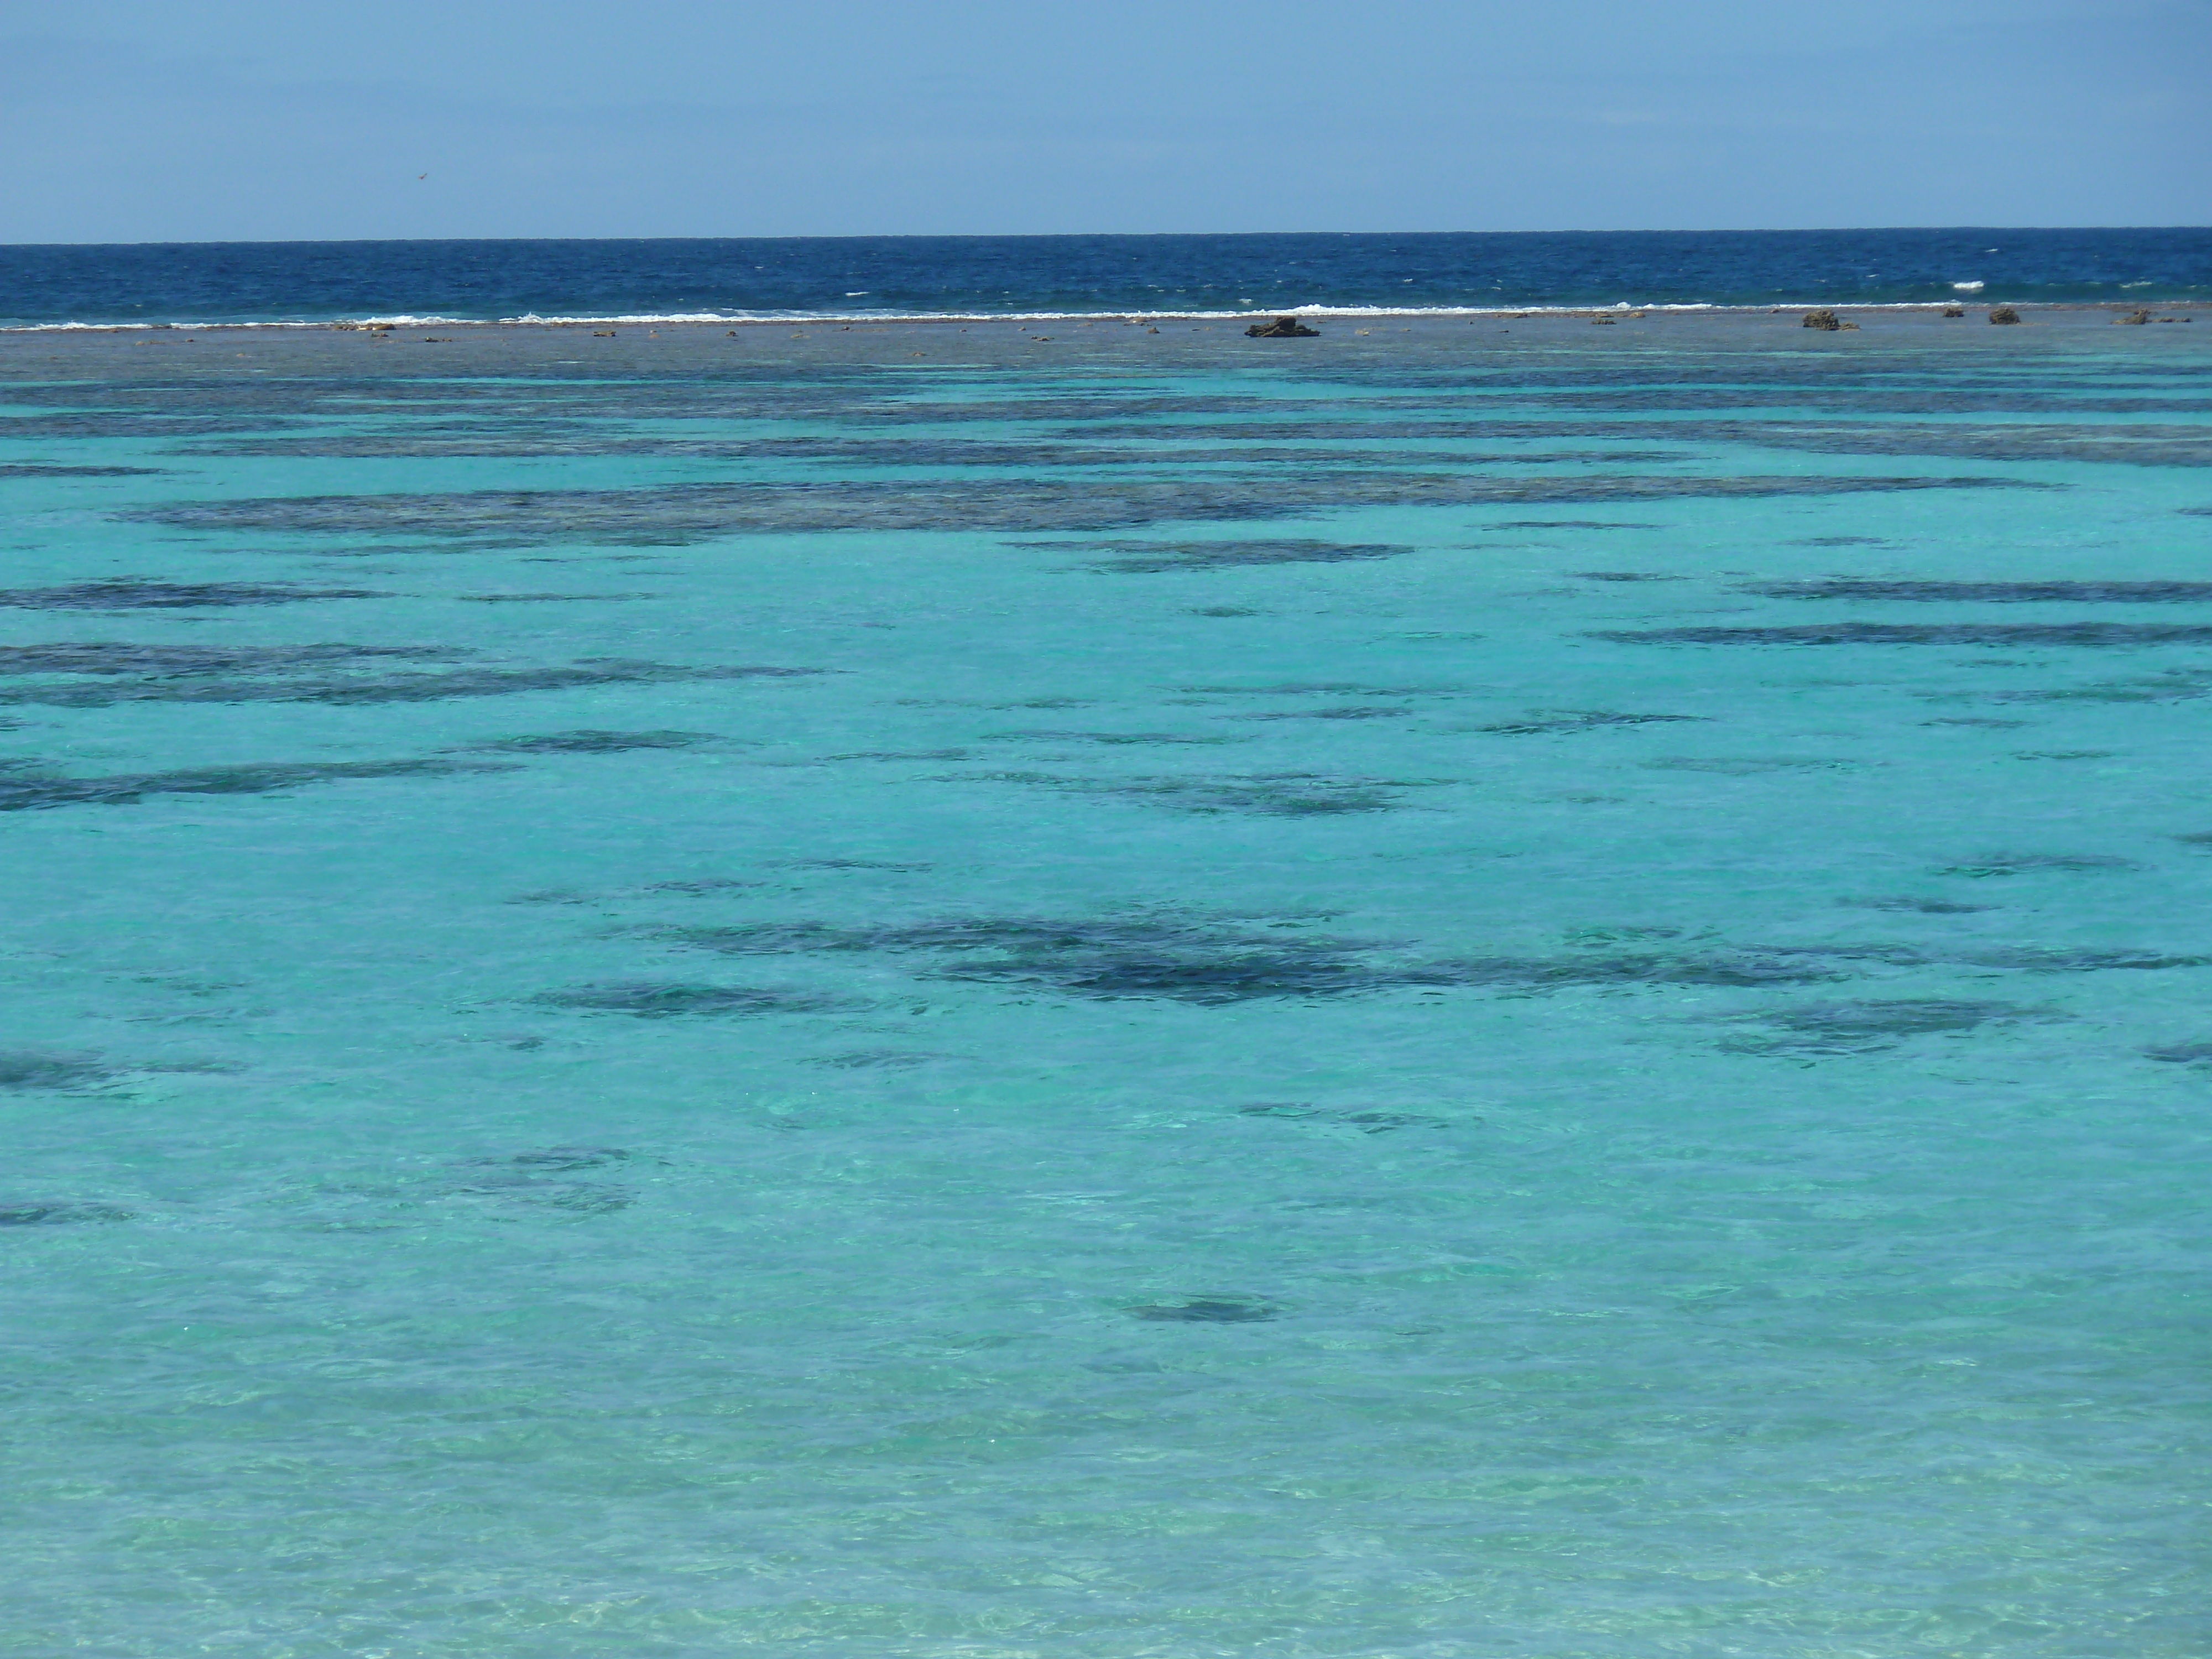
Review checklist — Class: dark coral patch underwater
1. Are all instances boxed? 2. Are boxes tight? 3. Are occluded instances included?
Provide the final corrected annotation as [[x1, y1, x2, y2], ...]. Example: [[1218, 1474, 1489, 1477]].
[[0, 579, 385, 610], [1490, 520, 1662, 532], [466, 1147, 634, 1171], [453, 591, 659, 604], [455, 730, 722, 755], [1599, 623, 2212, 646], [0, 642, 820, 709], [533, 983, 853, 1018], [0, 643, 437, 676], [134, 473, 2027, 547], [1934, 853, 2141, 877], [1642, 757, 1866, 775], [1995, 667, 2212, 705], [1060, 540, 1413, 573], [1746, 580, 2212, 603], [1234, 706, 1416, 722], [1963, 947, 2206, 972], [1475, 711, 1703, 734], [1177, 682, 1463, 698], [1129, 1297, 1276, 1323], [654, 915, 1437, 1004], [0, 1051, 114, 1091], [642, 914, 1879, 1005], [2145, 1041, 2212, 1066], [0, 1202, 136, 1227], [1841, 897, 1995, 914], [0, 756, 515, 812], [905, 763, 1433, 815], [1714, 999, 2060, 1056], [1239, 1103, 1450, 1133], [981, 729, 1238, 748], [1079, 773, 1427, 815], [594, 904, 2212, 1010]]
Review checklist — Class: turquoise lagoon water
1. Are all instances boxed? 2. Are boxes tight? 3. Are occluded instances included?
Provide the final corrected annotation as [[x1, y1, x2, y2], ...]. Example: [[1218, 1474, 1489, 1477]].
[[2, 311, 2209, 1656]]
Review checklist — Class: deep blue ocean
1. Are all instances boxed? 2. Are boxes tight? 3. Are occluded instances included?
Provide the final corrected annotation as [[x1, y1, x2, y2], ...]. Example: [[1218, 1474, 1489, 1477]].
[[2, 238, 2209, 1655], [2, 227, 2209, 326]]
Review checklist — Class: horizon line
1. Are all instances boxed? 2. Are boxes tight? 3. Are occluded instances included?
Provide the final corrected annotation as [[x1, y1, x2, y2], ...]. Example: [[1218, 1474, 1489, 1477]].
[[7, 224, 2210, 252]]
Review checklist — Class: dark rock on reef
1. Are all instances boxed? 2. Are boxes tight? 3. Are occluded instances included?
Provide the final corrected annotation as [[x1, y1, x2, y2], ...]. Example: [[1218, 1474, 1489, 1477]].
[[1989, 306, 2022, 325], [1803, 309, 1841, 331], [2117, 309, 2152, 325], [1943, 305, 1966, 317], [1244, 316, 1319, 338]]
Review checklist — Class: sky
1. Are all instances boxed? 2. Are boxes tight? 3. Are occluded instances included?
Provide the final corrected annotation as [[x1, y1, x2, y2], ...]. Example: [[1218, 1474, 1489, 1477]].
[[3, 0, 2207, 243]]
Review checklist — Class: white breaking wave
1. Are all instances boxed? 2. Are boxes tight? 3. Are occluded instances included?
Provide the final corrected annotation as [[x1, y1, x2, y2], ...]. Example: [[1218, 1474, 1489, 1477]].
[[1952, 281, 1986, 293], [0, 315, 482, 332]]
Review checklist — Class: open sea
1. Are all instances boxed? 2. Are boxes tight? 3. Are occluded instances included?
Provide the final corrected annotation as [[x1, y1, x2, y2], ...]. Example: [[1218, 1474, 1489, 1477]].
[[3, 231, 2210, 1656], [3, 228, 2210, 328]]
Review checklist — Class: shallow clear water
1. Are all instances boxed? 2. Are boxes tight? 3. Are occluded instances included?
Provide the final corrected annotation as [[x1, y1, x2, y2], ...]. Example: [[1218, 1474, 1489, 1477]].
[[3, 311, 2209, 1656]]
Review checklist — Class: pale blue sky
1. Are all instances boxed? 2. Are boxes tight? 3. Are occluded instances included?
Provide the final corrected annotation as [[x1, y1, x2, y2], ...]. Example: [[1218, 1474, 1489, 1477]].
[[4, 0, 2206, 243]]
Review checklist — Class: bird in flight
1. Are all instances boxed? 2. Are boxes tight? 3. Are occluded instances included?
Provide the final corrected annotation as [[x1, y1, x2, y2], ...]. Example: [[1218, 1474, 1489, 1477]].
[[418, 173, 427, 181]]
